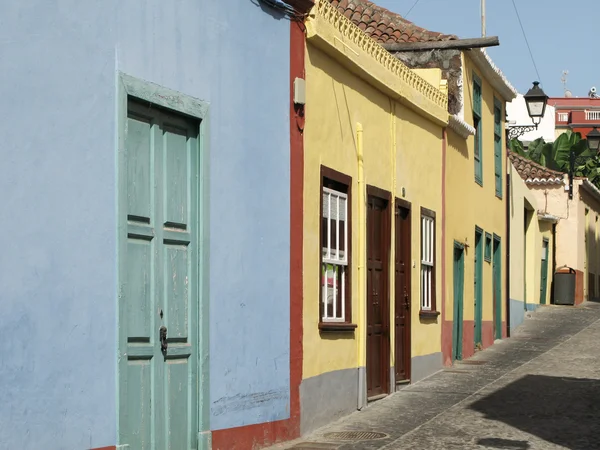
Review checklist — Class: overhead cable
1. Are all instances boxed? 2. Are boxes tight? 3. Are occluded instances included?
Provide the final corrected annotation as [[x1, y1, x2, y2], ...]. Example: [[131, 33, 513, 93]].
[[510, 0, 543, 86]]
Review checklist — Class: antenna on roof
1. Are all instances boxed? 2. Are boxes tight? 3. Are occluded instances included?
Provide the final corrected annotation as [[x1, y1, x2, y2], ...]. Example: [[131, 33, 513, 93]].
[[561, 70, 569, 96], [481, 0, 486, 37]]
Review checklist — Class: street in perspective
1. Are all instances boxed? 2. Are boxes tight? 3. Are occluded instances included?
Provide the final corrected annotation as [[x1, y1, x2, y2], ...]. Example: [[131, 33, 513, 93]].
[[2, 0, 600, 449], [271, 302, 600, 450]]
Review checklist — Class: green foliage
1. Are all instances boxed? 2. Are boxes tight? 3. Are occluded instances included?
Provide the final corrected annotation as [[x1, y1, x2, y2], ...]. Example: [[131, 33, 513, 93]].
[[509, 131, 600, 190]]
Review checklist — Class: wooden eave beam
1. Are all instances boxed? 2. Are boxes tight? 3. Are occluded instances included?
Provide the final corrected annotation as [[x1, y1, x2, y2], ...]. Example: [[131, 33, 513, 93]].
[[382, 36, 500, 53], [281, 0, 315, 14]]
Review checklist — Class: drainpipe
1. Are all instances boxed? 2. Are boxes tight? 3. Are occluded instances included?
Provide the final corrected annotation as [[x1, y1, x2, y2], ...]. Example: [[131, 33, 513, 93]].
[[389, 99, 397, 392], [505, 144, 511, 337], [356, 123, 367, 410]]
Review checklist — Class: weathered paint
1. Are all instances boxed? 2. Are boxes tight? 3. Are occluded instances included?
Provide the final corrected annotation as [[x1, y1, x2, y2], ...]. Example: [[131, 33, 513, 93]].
[[0, 1, 291, 448], [211, 17, 307, 449], [302, 4, 447, 429], [443, 53, 509, 365]]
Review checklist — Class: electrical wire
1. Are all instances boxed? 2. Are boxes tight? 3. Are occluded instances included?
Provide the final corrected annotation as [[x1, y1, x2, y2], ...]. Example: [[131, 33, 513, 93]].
[[404, 0, 422, 18], [510, 0, 543, 86]]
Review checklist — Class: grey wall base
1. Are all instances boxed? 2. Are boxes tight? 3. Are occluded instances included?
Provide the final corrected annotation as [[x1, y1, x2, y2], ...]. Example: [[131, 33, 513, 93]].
[[411, 352, 442, 383], [300, 368, 359, 435], [510, 298, 526, 333]]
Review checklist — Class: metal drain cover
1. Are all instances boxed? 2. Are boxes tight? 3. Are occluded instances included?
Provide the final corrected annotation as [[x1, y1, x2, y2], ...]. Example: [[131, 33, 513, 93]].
[[290, 443, 340, 449], [458, 360, 488, 365], [323, 431, 388, 441]]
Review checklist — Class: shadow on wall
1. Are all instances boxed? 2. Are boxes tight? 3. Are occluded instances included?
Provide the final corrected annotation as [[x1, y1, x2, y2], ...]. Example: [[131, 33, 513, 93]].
[[470, 374, 600, 450]]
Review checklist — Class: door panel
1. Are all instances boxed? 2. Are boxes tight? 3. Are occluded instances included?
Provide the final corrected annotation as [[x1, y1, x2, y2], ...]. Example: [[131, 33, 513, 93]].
[[540, 239, 549, 305], [394, 202, 411, 382], [474, 230, 483, 347], [453, 245, 464, 361], [366, 192, 390, 398], [493, 236, 502, 340], [120, 100, 200, 449]]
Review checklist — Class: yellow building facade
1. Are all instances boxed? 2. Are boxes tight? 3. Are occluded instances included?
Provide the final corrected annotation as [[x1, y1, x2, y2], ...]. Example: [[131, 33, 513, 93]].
[[507, 152, 559, 329], [527, 176, 600, 304], [443, 52, 517, 364], [299, 0, 449, 434]]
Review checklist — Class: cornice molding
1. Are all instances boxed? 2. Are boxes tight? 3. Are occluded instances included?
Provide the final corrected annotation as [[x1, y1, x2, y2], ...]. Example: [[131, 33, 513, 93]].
[[306, 0, 449, 126], [448, 114, 476, 138], [468, 49, 517, 102]]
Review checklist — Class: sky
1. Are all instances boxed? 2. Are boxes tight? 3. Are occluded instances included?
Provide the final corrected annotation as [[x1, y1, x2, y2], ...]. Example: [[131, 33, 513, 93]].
[[374, 0, 598, 98]]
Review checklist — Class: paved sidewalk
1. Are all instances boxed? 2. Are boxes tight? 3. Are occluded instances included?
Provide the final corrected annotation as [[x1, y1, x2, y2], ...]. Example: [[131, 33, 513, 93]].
[[273, 303, 600, 450]]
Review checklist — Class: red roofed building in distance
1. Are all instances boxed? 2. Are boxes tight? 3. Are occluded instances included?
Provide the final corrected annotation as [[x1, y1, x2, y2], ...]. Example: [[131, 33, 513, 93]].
[[551, 88, 600, 139]]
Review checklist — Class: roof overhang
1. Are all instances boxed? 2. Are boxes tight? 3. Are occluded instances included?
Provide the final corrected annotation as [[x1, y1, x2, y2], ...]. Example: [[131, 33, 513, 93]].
[[468, 49, 518, 102], [525, 175, 564, 186], [537, 212, 560, 223], [448, 114, 476, 138], [580, 179, 600, 203], [305, 0, 449, 127]]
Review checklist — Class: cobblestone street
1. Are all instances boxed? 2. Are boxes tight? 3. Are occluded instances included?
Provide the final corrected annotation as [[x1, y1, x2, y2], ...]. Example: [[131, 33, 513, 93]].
[[274, 303, 600, 450]]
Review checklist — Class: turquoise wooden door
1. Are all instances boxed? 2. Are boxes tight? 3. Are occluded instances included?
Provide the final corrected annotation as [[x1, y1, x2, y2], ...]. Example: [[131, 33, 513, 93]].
[[493, 236, 502, 340], [474, 229, 483, 347], [540, 239, 549, 305], [119, 100, 200, 449], [453, 244, 465, 361]]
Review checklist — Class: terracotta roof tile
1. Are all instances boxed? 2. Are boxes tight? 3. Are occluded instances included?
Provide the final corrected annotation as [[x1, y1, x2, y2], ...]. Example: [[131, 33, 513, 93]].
[[508, 151, 564, 184], [329, 0, 456, 44]]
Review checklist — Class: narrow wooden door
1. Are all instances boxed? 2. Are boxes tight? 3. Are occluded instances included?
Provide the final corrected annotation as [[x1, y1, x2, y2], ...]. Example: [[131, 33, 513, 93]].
[[394, 201, 411, 383], [540, 239, 549, 305], [452, 245, 464, 361], [366, 191, 390, 398], [119, 100, 200, 449], [493, 236, 502, 340], [474, 229, 483, 347]]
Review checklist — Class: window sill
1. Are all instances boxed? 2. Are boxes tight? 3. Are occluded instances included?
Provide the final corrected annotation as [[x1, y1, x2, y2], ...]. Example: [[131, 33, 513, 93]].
[[475, 179, 483, 187], [319, 322, 357, 332], [419, 310, 440, 319]]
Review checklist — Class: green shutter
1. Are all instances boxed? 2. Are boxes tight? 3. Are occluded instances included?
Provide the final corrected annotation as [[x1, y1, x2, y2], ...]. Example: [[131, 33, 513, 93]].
[[473, 74, 482, 117], [473, 74, 483, 185], [494, 135, 502, 196], [494, 100, 503, 197]]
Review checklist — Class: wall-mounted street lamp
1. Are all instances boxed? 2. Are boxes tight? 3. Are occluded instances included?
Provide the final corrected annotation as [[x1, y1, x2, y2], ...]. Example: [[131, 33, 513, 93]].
[[568, 127, 600, 199], [507, 81, 549, 140]]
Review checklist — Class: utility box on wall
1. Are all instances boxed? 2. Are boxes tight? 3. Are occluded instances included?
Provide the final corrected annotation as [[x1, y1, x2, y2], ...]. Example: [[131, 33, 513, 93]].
[[554, 267, 576, 305]]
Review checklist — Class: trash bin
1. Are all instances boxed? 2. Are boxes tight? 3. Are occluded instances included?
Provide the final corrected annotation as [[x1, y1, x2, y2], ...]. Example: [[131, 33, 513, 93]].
[[554, 267, 576, 305]]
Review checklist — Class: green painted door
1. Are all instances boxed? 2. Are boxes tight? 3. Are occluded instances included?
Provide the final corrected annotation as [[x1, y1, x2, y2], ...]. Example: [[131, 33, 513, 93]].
[[119, 100, 200, 449], [453, 244, 465, 361], [493, 236, 502, 340], [540, 239, 549, 305], [474, 229, 483, 347]]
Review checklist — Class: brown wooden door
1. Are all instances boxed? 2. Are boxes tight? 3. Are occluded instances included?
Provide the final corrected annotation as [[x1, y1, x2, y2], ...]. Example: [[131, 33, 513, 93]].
[[394, 201, 411, 383], [366, 189, 390, 398]]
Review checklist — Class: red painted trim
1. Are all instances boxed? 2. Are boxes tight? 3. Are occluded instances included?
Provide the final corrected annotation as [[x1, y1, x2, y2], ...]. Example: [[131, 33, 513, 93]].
[[213, 19, 305, 450], [288, 17, 305, 437], [212, 420, 296, 450]]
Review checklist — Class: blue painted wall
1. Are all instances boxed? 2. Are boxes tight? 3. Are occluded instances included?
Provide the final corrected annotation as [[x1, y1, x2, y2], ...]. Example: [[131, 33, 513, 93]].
[[510, 298, 526, 332], [0, 1, 290, 447]]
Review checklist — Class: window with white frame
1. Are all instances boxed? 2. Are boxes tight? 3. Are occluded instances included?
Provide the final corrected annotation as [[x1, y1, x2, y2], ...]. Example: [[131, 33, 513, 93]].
[[321, 170, 351, 324], [420, 209, 436, 312]]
